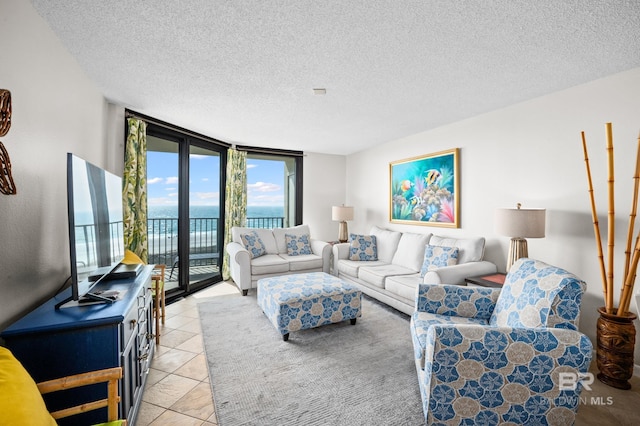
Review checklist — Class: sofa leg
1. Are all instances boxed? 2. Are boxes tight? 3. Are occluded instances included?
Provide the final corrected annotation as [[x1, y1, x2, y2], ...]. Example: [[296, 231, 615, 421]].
[[242, 289, 248, 296], [350, 318, 357, 325], [283, 333, 289, 341]]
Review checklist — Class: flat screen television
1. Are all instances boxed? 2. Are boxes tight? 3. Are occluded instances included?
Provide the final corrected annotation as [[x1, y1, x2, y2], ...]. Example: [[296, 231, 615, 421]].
[[56, 154, 127, 308]]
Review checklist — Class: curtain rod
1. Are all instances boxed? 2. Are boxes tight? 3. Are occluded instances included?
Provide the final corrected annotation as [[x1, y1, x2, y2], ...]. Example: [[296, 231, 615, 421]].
[[125, 109, 231, 149]]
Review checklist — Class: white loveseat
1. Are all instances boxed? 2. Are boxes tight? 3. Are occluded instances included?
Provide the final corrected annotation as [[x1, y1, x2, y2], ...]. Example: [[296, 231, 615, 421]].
[[226, 224, 331, 295], [332, 225, 497, 315]]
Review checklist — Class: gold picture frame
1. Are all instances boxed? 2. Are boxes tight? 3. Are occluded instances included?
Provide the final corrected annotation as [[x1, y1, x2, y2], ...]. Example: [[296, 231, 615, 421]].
[[389, 148, 459, 228]]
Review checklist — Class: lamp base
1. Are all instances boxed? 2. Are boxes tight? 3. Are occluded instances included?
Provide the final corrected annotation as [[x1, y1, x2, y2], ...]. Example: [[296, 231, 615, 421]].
[[338, 221, 349, 243], [506, 238, 528, 272]]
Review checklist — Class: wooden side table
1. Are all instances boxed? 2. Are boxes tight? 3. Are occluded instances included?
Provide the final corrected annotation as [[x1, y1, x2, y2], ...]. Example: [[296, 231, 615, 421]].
[[465, 273, 506, 288]]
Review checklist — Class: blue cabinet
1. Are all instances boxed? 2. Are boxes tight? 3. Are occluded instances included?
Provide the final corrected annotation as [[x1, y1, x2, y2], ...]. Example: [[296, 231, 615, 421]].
[[1, 266, 155, 426]]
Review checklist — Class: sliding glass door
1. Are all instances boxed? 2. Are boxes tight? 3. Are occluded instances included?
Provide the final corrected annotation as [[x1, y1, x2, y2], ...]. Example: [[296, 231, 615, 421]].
[[188, 144, 221, 285], [146, 126, 225, 297]]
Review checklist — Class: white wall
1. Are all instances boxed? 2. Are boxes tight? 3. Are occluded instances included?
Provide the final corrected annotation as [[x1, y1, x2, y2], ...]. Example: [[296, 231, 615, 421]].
[[303, 152, 347, 242], [346, 67, 640, 367], [0, 0, 116, 330]]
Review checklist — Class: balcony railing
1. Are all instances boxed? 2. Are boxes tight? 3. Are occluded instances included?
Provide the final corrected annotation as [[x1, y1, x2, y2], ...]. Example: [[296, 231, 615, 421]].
[[74, 216, 284, 283], [147, 216, 284, 268]]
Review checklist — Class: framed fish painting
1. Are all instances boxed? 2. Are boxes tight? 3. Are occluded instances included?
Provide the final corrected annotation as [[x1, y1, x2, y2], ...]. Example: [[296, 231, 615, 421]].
[[389, 148, 459, 228]]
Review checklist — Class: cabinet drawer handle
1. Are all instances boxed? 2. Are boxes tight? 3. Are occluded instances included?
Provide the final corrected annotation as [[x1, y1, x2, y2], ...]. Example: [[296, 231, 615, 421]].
[[130, 319, 137, 328]]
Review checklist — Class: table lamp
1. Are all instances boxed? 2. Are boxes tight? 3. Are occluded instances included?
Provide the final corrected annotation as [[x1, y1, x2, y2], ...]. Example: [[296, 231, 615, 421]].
[[495, 203, 546, 272], [332, 205, 354, 243]]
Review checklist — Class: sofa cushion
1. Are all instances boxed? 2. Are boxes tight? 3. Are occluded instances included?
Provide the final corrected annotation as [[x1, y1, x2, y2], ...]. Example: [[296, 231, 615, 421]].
[[250, 254, 290, 275], [429, 235, 485, 264], [336, 259, 387, 277], [285, 233, 312, 256], [385, 274, 421, 302], [233, 227, 278, 254], [358, 264, 417, 288], [370, 226, 402, 263], [281, 254, 323, 271], [349, 234, 378, 261], [273, 225, 311, 254], [419, 244, 459, 277], [240, 231, 267, 259], [391, 232, 432, 271]]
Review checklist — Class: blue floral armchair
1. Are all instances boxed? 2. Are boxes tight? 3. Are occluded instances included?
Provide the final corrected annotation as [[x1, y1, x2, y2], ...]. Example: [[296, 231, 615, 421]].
[[410, 258, 592, 425]]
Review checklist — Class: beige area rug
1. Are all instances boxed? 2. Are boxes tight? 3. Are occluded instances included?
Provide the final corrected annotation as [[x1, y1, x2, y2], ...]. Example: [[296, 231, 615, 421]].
[[198, 293, 424, 425]]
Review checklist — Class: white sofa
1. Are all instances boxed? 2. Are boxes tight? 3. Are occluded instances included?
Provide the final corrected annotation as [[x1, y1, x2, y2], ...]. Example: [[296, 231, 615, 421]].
[[226, 224, 331, 295], [332, 225, 497, 315]]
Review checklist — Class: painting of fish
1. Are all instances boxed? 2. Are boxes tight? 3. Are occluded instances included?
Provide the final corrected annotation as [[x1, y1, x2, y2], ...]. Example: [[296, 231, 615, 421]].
[[389, 148, 459, 227]]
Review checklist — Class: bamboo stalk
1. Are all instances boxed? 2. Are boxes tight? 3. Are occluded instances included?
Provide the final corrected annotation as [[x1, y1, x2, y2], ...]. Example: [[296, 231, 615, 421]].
[[606, 123, 615, 313], [618, 132, 640, 315], [582, 131, 609, 305], [619, 233, 640, 315], [621, 133, 640, 298]]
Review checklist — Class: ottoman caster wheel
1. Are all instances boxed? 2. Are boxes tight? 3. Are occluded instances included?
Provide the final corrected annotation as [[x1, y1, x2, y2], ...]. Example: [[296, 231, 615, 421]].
[[350, 318, 357, 325], [283, 333, 289, 341]]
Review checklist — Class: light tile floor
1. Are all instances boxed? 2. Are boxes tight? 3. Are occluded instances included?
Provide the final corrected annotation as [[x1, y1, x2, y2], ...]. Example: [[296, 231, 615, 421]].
[[137, 281, 640, 426], [137, 281, 238, 426]]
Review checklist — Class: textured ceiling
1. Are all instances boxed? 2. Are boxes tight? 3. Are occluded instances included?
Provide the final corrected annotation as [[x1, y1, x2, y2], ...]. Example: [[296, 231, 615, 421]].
[[30, 0, 640, 155]]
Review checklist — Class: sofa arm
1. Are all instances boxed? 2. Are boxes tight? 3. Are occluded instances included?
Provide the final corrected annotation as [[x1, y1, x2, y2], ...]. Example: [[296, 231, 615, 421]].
[[422, 260, 497, 285], [421, 324, 593, 424], [332, 242, 350, 260], [311, 239, 331, 273], [415, 284, 501, 319], [226, 242, 251, 294]]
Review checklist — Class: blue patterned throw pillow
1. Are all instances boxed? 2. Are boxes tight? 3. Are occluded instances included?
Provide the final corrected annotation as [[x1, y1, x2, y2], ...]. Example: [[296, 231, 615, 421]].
[[240, 231, 267, 259], [420, 244, 459, 277], [285, 233, 312, 256], [349, 234, 378, 261]]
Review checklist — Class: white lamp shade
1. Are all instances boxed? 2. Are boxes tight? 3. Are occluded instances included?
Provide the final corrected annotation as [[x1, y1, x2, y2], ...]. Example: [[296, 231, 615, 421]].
[[495, 208, 546, 238], [332, 206, 354, 222]]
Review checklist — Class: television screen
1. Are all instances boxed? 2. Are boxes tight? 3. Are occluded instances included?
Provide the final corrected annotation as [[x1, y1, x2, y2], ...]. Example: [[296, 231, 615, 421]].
[[63, 153, 125, 306]]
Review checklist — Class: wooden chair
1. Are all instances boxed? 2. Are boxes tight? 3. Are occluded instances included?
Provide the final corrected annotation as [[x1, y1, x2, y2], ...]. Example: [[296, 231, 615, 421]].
[[151, 264, 166, 344], [37, 367, 125, 425], [122, 249, 166, 344]]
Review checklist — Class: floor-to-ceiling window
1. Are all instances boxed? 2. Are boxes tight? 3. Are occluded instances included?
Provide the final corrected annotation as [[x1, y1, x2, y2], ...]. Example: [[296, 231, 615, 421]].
[[126, 112, 303, 300], [242, 148, 303, 228]]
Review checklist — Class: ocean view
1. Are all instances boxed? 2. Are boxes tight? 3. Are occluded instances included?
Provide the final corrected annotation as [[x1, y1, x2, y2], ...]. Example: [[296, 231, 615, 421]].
[[145, 205, 285, 262], [148, 205, 284, 219]]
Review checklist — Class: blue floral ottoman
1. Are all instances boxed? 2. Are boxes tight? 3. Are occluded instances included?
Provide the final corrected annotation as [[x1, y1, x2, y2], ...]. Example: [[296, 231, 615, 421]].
[[257, 272, 362, 341]]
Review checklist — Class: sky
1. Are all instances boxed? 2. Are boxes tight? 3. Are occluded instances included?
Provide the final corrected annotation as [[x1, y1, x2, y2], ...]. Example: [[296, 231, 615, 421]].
[[146, 151, 285, 207]]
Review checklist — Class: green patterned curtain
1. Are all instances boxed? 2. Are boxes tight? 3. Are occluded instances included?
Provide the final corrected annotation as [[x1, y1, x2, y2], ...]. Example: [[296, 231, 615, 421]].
[[123, 118, 148, 262], [222, 148, 247, 280]]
